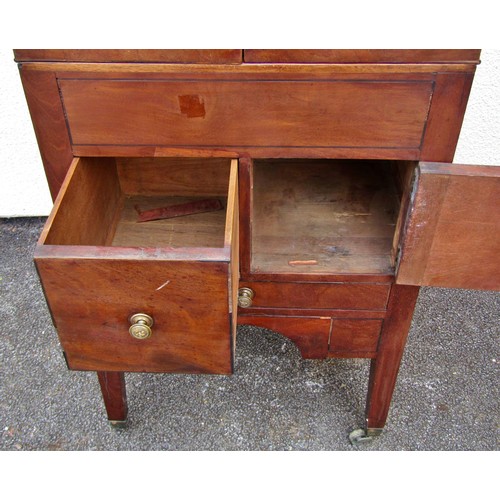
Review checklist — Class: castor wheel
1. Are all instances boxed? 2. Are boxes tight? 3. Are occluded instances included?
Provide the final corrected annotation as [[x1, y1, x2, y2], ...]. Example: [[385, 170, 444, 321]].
[[349, 428, 373, 445], [349, 427, 383, 445]]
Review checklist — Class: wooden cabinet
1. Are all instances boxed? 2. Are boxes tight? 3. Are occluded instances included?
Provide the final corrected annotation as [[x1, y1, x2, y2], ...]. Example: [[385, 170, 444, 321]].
[[15, 49, 499, 440]]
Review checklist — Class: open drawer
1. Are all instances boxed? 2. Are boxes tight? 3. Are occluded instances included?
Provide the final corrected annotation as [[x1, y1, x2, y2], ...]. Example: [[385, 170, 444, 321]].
[[34, 157, 239, 374]]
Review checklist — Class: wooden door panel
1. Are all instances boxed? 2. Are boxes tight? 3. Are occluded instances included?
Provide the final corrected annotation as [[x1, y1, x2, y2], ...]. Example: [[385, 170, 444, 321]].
[[396, 162, 500, 290]]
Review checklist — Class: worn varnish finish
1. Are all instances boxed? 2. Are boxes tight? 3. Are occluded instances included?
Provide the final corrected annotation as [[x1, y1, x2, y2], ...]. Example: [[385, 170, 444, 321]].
[[19, 50, 498, 438], [35, 157, 238, 373], [243, 49, 481, 64], [15, 49, 243, 64], [396, 163, 500, 290], [251, 160, 400, 275], [18, 69, 73, 199], [365, 285, 420, 430], [58, 79, 433, 151], [328, 319, 383, 358], [36, 259, 234, 373], [237, 315, 331, 359], [97, 372, 128, 422], [237, 281, 390, 311]]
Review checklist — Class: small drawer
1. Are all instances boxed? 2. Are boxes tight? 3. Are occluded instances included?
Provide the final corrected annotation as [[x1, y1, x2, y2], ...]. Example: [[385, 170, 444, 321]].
[[328, 319, 383, 357], [238, 281, 390, 311], [35, 157, 239, 374]]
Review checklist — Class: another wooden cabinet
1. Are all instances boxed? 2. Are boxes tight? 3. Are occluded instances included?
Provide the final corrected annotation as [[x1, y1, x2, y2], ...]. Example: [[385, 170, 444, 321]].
[[15, 49, 499, 441]]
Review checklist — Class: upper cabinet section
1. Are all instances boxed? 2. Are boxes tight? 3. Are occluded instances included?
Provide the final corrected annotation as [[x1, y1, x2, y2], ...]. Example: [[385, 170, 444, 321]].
[[14, 49, 243, 64], [14, 49, 481, 66], [16, 49, 481, 197], [243, 49, 481, 64]]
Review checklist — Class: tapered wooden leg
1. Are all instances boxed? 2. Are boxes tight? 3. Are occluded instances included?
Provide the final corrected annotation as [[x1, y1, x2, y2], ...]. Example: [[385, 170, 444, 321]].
[[364, 284, 420, 434], [97, 371, 128, 426]]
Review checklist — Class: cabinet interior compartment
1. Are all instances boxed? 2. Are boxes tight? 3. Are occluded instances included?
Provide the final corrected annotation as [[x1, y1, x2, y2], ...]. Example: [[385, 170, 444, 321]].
[[251, 159, 413, 275], [42, 157, 232, 249]]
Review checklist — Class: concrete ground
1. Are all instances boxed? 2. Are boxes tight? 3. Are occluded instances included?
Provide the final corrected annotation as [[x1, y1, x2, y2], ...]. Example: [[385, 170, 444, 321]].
[[0, 217, 498, 451]]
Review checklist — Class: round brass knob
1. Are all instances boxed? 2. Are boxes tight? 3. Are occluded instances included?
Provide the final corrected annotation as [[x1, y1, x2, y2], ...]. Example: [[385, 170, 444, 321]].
[[129, 313, 154, 339], [238, 287, 255, 308]]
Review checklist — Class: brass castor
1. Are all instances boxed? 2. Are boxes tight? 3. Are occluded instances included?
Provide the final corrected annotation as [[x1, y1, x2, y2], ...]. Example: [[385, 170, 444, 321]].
[[349, 427, 383, 445]]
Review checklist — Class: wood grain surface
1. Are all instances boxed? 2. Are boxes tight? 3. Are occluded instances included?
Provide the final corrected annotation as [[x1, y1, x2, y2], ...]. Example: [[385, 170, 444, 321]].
[[58, 78, 433, 151], [397, 162, 500, 290]]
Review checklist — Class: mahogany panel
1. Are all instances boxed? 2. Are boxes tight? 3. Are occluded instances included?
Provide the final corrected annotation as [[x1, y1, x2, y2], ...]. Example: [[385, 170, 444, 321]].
[[18, 69, 73, 199], [238, 308, 386, 319], [15, 49, 243, 64], [397, 163, 500, 290], [36, 259, 234, 373], [58, 78, 433, 151], [238, 281, 390, 310], [238, 315, 331, 359], [420, 72, 476, 162], [244, 49, 481, 64], [328, 319, 382, 356], [73, 144, 422, 162], [116, 157, 230, 196], [237, 157, 252, 275], [41, 157, 121, 246]]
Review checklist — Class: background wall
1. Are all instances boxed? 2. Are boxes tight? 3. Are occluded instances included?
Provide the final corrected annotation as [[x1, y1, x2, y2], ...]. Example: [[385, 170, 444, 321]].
[[1, 49, 499, 217]]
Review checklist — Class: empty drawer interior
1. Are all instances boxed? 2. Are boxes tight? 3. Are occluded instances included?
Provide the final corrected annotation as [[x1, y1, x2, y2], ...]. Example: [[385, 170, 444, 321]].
[[43, 157, 233, 249], [251, 159, 411, 275]]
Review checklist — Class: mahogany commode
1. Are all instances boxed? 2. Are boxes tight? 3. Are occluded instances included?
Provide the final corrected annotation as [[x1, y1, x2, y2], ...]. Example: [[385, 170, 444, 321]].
[[15, 49, 499, 443]]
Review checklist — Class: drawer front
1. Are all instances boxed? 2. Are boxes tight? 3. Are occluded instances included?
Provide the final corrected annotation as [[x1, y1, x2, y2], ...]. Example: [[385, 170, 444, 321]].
[[36, 259, 234, 373], [328, 319, 383, 357], [238, 282, 390, 311], [59, 78, 432, 152]]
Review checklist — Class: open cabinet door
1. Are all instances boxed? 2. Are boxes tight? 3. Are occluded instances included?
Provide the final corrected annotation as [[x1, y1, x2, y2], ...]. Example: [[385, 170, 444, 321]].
[[396, 162, 500, 291]]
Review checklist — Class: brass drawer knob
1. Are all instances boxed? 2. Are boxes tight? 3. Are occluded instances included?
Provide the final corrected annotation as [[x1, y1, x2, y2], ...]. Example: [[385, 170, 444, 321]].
[[238, 287, 255, 308], [129, 313, 154, 339]]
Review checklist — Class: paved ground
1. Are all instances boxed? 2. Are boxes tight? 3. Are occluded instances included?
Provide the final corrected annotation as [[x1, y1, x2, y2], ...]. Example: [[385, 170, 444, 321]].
[[0, 217, 498, 450]]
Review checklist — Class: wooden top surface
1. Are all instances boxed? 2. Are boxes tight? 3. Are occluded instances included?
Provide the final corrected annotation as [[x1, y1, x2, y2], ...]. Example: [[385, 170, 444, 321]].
[[13, 49, 481, 65]]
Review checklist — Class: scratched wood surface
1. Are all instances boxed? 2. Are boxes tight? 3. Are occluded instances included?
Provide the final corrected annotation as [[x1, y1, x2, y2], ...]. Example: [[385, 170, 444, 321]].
[[251, 160, 401, 275]]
